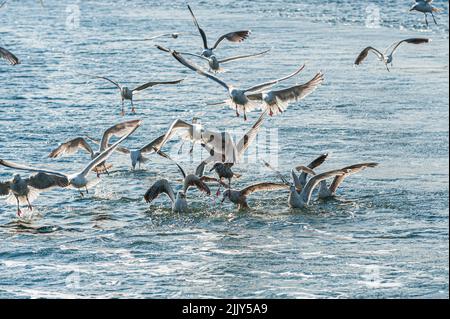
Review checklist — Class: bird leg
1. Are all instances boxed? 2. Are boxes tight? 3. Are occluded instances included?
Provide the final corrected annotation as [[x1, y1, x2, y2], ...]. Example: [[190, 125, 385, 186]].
[[26, 196, 33, 211], [79, 191, 84, 198], [121, 99, 125, 116], [243, 108, 248, 121], [385, 63, 390, 72], [131, 99, 136, 114], [424, 13, 429, 26], [235, 105, 240, 118], [189, 143, 195, 154], [85, 187, 89, 194], [431, 12, 437, 25], [16, 196, 22, 217], [104, 163, 110, 175]]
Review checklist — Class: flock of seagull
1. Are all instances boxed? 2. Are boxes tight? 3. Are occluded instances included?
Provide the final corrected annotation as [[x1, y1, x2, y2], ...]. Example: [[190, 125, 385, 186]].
[[0, 2, 439, 216]]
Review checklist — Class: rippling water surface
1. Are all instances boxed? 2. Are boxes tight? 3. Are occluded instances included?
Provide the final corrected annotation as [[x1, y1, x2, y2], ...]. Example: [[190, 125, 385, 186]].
[[0, 0, 448, 298]]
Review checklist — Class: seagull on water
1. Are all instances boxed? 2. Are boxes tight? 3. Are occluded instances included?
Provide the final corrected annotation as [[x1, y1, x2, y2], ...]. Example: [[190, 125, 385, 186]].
[[291, 153, 330, 192], [187, 4, 251, 58], [157, 45, 269, 73], [49, 120, 141, 176], [78, 73, 184, 116], [0, 121, 141, 197], [164, 48, 305, 120], [410, 0, 441, 26], [1, 173, 68, 216], [144, 159, 212, 213], [221, 183, 289, 210], [354, 38, 430, 72]]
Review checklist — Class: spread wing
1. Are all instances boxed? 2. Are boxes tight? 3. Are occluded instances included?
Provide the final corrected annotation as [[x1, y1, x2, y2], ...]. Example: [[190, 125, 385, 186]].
[[244, 64, 305, 94], [132, 79, 184, 92], [183, 174, 211, 195], [219, 49, 270, 64], [48, 137, 94, 158], [0, 159, 68, 179], [235, 111, 266, 161], [0, 180, 11, 196], [154, 119, 193, 153], [100, 120, 141, 152], [329, 162, 378, 193], [213, 31, 251, 49], [241, 182, 288, 196], [85, 136, 130, 154], [140, 134, 166, 153], [389, 38, 430, 56], [199, 176, 229, 188], [302, 169, 349, 204], [78, 73, 122, 91], [25, 172, 69, 190], [298, 153, 329, 187], [144, 179, 175, 204], [79, 121, 141, 177], [187, 5, 208, 49], [0, 46, 20, 65], [354, 47, 384, 65]]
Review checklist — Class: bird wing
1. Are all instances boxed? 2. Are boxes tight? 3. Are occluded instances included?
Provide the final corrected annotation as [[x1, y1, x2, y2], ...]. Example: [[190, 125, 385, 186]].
[[235, 111, 266, 161], [389, 38, 430, 56], [187, 5, 208, 49], [25, 172, 69, 190], [155, 119, 193, 153], [219, 49, 270, 64], [195, 161, 207, 177], [0, 46, 20, 65], [183, 175, 211, 195], [244, 64, 305, 93], [79, 121, 141, 177], [140, 134, 166, 153], [78, 73, 122, 90], [199, 176, 229, 188], [329, 162, 378, 193], [144, 179, 175, 204], [212, 31, 251, 49], [0, 180, 11, 196], [48, 137, 94, 158], [298, 153, 329, 187], [354, 47, 384, 65], [302, 169, 349, 203], [262, 160, 290, 185], [85, 136, 130, 154], [241, 182, 288, 196], [100, 120, 141, 152], [291, 169, 303, 192], [132, 79, 184, 92], [170, 50, 230, 90], [0, 159, 68, 179]]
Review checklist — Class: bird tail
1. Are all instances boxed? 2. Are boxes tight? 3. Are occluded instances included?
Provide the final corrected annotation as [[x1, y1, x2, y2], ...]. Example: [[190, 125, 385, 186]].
[[432, 7, 442, 13]]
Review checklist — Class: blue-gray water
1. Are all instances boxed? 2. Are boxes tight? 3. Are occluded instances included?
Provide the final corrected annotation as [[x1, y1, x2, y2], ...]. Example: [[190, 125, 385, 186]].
[[0, 0, 448, 298]]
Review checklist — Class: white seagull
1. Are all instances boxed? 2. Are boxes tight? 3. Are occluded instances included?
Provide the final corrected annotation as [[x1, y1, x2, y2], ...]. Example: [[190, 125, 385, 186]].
[[79, 73, 184, 115], [157, 45, 269, 73], [354, 38, 430, 72], [410, 0, 441, 26], [48, 120, 141, 175], [0, 121, 141, 197], [187, 4, 251, 58], [165, 48, 305, 120]]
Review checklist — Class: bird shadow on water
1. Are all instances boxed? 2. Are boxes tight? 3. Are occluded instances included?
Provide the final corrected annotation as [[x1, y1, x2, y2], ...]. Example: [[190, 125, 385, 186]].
[[1, 219, 63, 234]]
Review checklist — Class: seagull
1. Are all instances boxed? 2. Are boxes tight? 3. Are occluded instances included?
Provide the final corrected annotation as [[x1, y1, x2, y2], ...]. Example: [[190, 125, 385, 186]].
[[316, 163, 379, 199], [0, 46, 20, 65], [246, 71, 324, 116], [156, 45, 269, 73], [187, 4, 251, 58], [410, 0, 441, 26], [221, 183, 289, 210], [0, 121, 141, 197], [263, 160, 350, 209], [49, 120, 141, 175], [291, 153, 329, 192], [198, 111, 266, 195], [164, 48, 305, 120], [1, 173, 67, 216], [78, 73, 184, 116], [354, 38, 430, 72], [86, 133, 167, 170], [144, 159, 211, 213]]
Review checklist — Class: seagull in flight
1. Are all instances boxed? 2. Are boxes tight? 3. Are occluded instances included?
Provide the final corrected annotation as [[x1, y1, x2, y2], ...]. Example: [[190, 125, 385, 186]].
[[48, 120, 141, 175], [410, 0, 441, 26], [157, 45, 269, 73], [164, 48, 305, 120], [187, 4, 251, 58], [78, 73, 184, 116], [354, 38, 430, 72], [0, 121, 141, 197], [1, 173, 68, 216]]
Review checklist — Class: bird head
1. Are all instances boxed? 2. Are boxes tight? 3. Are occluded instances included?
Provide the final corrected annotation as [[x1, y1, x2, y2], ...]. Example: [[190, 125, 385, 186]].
[[221, 190, 231, 203], [12, 174, 21, 183], [177, 191, 187, 199]]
